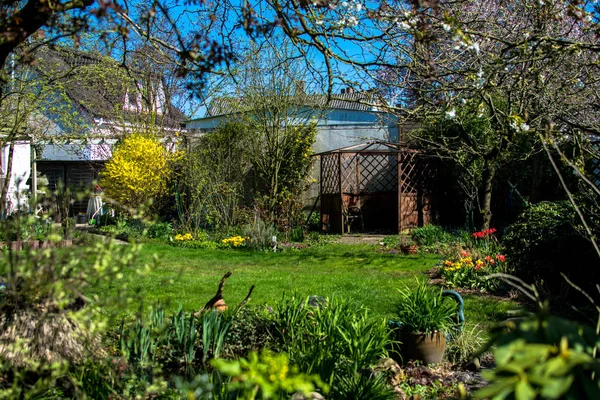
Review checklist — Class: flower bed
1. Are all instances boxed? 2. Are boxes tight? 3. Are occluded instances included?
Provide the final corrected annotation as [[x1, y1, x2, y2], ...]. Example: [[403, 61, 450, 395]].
[[440, 250, 508, 292]]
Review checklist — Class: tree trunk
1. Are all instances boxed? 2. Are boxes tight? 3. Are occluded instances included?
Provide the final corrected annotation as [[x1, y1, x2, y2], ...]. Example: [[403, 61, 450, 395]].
[[480, 159, 496, 231]]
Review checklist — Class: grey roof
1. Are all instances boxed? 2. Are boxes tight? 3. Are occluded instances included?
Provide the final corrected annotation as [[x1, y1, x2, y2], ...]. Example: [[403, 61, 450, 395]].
[[36, 46, 186, 128], [206, 91, 386, 118]]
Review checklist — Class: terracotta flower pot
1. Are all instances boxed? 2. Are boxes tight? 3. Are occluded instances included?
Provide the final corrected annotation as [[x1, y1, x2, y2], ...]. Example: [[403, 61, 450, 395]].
[[405, 245, 418, 254], [400, 331, 446, 364]]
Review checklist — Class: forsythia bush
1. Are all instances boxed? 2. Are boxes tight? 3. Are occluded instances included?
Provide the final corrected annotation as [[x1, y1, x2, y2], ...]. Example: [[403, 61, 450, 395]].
[[101, 134, 175, 213]]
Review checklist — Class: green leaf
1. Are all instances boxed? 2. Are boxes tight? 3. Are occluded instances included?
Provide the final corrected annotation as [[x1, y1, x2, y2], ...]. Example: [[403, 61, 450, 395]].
[[539, 376, 574, 399], [515, 380, 536, 400], [474, 377, 517, 399]]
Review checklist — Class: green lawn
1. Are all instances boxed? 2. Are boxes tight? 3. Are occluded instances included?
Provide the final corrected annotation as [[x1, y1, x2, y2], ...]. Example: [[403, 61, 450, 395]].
[[97, 242, 520, 329]]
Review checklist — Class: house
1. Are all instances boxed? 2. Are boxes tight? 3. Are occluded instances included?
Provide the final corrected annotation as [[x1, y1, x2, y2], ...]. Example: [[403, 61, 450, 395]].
[[0, 46, 186, 216]]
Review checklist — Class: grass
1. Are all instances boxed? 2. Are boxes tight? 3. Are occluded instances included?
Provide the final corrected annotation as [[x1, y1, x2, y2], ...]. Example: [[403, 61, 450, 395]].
[[94, 242, 520, 329]]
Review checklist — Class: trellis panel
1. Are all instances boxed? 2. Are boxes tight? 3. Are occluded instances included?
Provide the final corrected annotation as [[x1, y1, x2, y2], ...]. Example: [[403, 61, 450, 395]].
[[317, 145, 439, 233], [321, 154, 340, 194]]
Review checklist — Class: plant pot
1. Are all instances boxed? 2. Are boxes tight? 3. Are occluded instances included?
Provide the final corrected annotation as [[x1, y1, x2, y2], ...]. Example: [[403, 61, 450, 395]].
[[400, 331, 446, 364], [405, 245, 418, 254]]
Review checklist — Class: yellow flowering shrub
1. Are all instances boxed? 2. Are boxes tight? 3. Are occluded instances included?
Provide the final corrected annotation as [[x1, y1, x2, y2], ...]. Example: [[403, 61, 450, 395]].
[[101, 134, 174, 213]]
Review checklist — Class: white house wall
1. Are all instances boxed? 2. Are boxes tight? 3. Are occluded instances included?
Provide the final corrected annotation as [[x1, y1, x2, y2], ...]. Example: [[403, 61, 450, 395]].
[[1, 141, 31, 211]]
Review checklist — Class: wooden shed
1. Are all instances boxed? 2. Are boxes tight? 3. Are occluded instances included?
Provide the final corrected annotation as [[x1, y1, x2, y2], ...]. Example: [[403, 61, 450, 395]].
[[314, 141, 439, 234]]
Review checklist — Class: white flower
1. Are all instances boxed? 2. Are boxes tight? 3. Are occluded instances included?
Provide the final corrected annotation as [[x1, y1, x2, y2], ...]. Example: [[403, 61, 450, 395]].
[[442, 23, 452, 32], [445, 109, 456, 119], [519, 123, 530, 132], [398, 21, 411, 30]]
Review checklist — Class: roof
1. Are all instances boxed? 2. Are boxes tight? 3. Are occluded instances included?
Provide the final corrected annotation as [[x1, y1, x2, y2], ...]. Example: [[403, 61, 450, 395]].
[[204, 91, 387, 118], [36, 46, 186, 129], [312, 141, 418, 156]]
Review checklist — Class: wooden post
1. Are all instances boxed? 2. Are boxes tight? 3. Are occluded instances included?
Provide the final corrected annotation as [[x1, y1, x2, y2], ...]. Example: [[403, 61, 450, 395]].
[[319, 155, 323, 231], [355, 155, 360, 194], [31, 143, 37, 205], [338, 152, 344, 234], [397, 152, 402, 234]]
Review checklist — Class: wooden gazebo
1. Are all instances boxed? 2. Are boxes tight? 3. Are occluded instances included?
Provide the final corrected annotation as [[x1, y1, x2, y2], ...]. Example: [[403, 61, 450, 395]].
[[314, 141, 439, 234]]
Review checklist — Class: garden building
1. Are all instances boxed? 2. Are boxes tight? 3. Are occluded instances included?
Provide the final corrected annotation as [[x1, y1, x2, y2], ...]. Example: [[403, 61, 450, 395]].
[[314, 141, 442, 234]]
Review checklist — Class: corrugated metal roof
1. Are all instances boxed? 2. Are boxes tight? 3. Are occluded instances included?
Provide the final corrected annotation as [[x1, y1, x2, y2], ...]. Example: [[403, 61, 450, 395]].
[[206, 91, 386, 117]]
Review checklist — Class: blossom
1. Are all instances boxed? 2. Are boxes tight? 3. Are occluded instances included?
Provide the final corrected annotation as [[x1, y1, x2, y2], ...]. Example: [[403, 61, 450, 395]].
[[221, 236, 246, 247], [475, 259, 485, 270], [461, 250, 470, 257], [445, 108, 456, 119], [472, 228, 497, 238], [496, 254, 506, 262], [175, 233, 193, 241]]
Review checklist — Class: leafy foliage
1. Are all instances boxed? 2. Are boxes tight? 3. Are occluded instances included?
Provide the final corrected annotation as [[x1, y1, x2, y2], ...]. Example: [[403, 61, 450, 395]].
[[241, 216, 279, 251], [477, 312, 600, 400], [180, 122, 250, 231], [213, 349, 327, 399], [119, 306, 231, 379], [332, 372, 397, 400], [0, 215, 152, 397], [504, 201, 599, 300], [411, 225, 455, 247], [269, 295, 392, 387], [394, 283, 458, 334]]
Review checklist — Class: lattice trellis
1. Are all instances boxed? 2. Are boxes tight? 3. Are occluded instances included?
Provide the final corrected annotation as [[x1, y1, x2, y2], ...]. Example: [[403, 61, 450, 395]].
[[317, 143, 440, 234], [591, 142, 600, 188], [320, 150, 437, 195], [321, 153, 340, 194], [399, 153, 438, 194]]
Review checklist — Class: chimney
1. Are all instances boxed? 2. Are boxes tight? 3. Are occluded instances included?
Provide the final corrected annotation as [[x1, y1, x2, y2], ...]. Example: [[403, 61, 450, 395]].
[[346, 87, 354, 94], [295, 80, 306, 94], [341, 88, 346, 94]]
